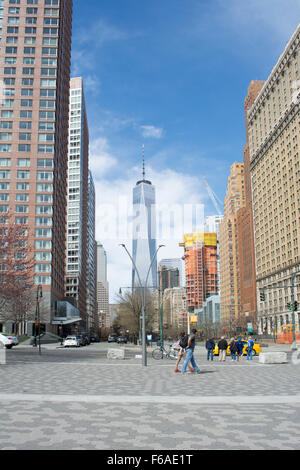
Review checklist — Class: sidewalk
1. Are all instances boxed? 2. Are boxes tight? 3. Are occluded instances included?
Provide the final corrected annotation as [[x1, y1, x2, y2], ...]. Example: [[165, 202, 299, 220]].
[[1, 344, 300, 450]]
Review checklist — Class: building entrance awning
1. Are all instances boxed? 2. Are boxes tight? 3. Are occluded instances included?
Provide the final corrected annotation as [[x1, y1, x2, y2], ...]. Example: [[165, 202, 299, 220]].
[[52, 318, 82, 326]]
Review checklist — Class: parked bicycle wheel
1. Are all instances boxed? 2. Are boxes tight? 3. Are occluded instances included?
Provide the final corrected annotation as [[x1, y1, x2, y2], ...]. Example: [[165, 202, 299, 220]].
[[152, 348, 163, 360], [167, 348, 179, 360]]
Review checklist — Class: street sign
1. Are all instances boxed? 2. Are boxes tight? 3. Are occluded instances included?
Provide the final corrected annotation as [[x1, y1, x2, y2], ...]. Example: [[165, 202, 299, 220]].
[[190, 315, 198, 323]]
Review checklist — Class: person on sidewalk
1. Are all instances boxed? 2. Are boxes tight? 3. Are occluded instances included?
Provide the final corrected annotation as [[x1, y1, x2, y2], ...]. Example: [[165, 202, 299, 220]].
[[229, 337, 237, 361], [181, 329, 200, 374], [218, 336, 228, 362], [174, 332, 194, 373], [205, 337, 215, 361], [247, 336, 255, 360], [236, 338, 244, 361]]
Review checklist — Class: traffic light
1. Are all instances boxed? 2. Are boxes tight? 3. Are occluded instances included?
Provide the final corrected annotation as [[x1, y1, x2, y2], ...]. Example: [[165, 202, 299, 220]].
[[294, 301, 298, 312], [287, 302, 292, 310], [260, 291, 265, 301]]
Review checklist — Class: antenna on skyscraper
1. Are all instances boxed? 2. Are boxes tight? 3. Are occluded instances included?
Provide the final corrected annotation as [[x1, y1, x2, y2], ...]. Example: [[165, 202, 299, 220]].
[[142, 144, 145, 180]]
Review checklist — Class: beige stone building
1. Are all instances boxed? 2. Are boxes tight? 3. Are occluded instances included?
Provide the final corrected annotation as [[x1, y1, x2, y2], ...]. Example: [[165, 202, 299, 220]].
[[153, 287, 187, 333], [219, 163, 245, 332], [163, 287, 187, 330], [247, 26, 300, 334]]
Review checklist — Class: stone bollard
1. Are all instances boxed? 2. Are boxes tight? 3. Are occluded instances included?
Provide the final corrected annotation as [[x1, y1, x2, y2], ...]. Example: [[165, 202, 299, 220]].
[[107, 348, 125, 360], [0, 341, 6, 365], [259, 352, 288, 364]]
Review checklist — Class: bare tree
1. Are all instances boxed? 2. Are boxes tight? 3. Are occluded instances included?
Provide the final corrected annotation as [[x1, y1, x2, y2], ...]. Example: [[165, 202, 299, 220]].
[[0, 215, 34, 332], [116, 289, 156, 336]]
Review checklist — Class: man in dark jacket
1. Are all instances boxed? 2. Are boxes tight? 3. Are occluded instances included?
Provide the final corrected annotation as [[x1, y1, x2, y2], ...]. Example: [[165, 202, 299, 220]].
[[205, 338, 215, 361], [236, 338, 244, 361], [218, 336, 228, 362]]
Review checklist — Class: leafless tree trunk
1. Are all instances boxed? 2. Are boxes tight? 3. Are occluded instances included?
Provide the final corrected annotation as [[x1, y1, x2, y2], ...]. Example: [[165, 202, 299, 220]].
[[0, 215, 34, 332], [116, 289, 155, 336]]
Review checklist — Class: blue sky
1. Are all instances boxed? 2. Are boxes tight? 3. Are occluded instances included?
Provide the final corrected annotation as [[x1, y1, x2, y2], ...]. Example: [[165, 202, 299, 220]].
[[70, 0, 300, 300]]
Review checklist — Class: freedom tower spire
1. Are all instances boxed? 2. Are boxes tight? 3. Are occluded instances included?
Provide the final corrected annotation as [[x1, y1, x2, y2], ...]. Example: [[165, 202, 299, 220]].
[[132, 147, 157, 290]]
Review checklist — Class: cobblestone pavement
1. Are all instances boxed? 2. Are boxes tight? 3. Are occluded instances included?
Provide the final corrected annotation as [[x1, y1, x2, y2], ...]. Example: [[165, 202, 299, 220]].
[[1, 344, 300, 451]]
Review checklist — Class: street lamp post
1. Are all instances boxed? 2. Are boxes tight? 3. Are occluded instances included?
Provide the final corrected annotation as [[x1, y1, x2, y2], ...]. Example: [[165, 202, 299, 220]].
[[120, 243, 165, 367], [33, 284, 43, 355]]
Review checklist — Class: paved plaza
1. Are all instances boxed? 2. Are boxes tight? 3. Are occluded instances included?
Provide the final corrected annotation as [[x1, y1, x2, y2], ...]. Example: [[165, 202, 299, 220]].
[[0, 342, 300, 451]]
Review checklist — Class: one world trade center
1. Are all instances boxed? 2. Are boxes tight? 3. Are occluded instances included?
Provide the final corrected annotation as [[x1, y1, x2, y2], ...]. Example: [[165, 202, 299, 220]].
[[132, 149, 157, 290]]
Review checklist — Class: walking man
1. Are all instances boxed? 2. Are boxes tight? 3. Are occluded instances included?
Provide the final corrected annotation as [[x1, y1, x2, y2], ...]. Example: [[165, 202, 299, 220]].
[[174, 332, 194, 373], [218, 336, 228, 362], [181, 329, 200, 374], [205, 337, 215, 361]]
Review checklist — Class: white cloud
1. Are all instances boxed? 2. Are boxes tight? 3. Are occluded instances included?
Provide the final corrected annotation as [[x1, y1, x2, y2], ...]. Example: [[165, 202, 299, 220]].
[[218, 0, 300, 43], [89, 138, 117, 177], [94, 164, 208, 302], [76, 19, 128, 47], [140, 125, 164, 139], [84, 75, 101, 95]]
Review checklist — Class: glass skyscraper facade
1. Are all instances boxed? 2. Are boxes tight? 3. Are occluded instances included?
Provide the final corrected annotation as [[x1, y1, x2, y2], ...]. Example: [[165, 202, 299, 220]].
[[132, 174, 157, 290]]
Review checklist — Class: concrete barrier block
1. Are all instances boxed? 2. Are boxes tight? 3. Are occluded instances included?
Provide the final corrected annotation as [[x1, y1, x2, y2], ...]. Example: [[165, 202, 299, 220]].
[[107, 348, 125, 360], [0, 342, 6, 365], [259, 352, 288, 364]]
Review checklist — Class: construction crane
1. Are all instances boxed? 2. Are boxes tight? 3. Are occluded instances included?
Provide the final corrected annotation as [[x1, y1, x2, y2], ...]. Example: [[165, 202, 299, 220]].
[[203, 178, 223, 216]]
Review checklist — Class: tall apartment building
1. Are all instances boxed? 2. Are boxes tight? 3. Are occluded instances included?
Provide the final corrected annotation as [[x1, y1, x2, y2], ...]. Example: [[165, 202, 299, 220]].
[[159, 258, 183, 286], [65, 77, 89, 330], [237, 81, 264, 331], [219, 163, 245, 332], [158, 265, 180, 293], [86, 171, 96, 332], [96, 241, 110, 329], [0, 0, 73, 333], [180, 233, 218, 312], [205, 214, 224, 294], [162, 287, 187, 331], [247, 26, 300, 334]]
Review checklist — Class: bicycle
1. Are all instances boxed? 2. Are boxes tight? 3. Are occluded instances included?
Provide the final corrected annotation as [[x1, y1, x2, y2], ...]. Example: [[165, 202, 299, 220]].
[[152, 344, 179, 360]]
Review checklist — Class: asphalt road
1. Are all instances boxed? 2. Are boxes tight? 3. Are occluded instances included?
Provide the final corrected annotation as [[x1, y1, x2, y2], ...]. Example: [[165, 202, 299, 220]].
[[4, 342, 140, 363]]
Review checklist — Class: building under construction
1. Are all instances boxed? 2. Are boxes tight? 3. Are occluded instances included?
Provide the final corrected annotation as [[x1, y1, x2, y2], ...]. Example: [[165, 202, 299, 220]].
[[180, 234, 218, 311]]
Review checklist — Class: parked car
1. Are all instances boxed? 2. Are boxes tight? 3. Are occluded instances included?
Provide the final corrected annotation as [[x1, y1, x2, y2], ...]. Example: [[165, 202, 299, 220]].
[[76, 335, 87, 346], [63, 336, 80, 348], [116, 335, 128, 344], [108, 334, 117, 343], [0, 333, 19, 349], [90, 335, 100, 343]]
